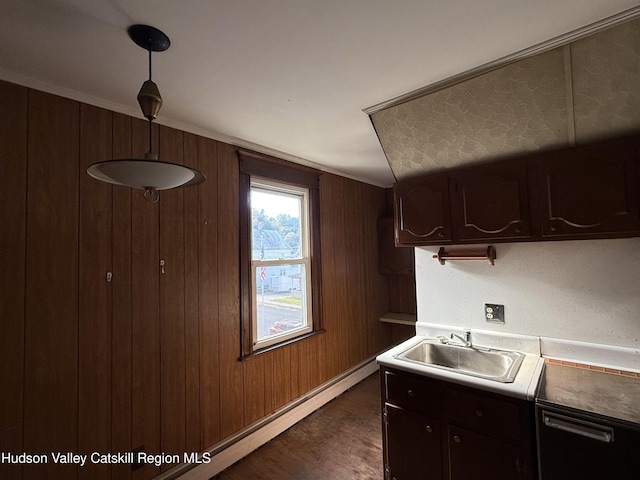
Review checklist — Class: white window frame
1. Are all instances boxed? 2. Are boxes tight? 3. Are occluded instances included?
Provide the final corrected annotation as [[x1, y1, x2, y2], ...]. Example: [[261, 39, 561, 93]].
[[250, 179, 313, 349]]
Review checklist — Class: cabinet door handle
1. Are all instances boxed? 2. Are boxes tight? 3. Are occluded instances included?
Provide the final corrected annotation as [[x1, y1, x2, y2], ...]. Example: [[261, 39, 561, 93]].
[[426, 426, 433, 433], [407, 389, 414, 398], [453, 435, 461, 443]]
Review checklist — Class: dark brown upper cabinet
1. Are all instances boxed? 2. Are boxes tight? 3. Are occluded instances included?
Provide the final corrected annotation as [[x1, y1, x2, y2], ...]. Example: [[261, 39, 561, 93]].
[[393, 135, 640, 247], [452, 160, 531, 242], [532, 139, 640, 239], [378, 216, 414, 274], [394, 173, 451, 246]]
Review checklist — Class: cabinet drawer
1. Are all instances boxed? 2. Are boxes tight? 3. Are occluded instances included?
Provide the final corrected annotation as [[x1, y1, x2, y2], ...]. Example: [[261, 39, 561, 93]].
[[385, 370, 443, 416], [445, 387, 521, 441]]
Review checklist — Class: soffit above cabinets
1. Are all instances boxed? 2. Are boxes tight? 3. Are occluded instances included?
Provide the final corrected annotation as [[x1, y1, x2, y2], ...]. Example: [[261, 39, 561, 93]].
[[370, 15, 640, 182]]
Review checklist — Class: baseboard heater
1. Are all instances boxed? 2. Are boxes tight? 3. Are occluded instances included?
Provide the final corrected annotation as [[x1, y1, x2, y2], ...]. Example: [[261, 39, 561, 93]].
[[155, 357, 379, 480]]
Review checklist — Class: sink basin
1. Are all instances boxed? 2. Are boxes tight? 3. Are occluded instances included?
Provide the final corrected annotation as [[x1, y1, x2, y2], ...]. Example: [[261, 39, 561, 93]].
[[394, 340, 525, 383]]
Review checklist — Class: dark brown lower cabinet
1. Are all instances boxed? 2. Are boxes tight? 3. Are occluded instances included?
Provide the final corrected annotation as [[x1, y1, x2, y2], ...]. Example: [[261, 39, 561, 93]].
[[447, 425, 523, 480], [381, 368, 536, 480], [385, 404, 443, 480]]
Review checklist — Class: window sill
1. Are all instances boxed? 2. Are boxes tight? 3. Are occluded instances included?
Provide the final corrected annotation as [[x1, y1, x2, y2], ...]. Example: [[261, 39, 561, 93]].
[[240, 329, 326, 361]]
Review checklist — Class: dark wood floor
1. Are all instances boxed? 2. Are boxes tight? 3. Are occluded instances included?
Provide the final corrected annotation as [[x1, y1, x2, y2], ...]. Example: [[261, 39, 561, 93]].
[[214, 373, 383, 479]]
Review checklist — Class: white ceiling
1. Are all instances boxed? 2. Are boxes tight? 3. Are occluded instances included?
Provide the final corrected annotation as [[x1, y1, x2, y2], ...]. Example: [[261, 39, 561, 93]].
[[1, 0, 638, 187]]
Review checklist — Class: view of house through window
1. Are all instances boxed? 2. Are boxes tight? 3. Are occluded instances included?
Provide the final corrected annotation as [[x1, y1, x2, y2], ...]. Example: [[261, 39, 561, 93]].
[[251, 180, 312, 348]]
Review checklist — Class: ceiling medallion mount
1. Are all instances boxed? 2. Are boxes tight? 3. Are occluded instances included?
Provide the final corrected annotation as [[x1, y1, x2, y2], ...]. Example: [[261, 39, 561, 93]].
[[127, 24, 171, 52], [87, 24, 205, 202]]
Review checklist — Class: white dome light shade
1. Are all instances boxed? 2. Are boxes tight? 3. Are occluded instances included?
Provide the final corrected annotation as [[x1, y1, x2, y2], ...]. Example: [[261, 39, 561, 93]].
[[87, 159, 205, 190]]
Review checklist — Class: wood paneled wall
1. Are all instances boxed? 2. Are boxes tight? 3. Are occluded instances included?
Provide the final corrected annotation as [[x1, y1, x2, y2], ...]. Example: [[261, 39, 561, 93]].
[[0, 80, 398, 480]]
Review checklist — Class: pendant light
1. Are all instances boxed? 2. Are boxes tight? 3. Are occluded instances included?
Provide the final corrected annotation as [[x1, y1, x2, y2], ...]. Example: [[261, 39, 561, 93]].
[[87, 24, 204, 202]]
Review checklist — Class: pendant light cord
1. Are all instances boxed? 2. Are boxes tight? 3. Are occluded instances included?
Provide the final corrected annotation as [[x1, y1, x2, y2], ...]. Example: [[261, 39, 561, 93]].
[[148, 117, 153, 153], [148, 49, 153, 153]]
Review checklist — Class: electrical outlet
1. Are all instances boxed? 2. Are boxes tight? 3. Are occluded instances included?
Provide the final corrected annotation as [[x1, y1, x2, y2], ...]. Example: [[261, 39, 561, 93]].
[[485, 303, 504, 323]]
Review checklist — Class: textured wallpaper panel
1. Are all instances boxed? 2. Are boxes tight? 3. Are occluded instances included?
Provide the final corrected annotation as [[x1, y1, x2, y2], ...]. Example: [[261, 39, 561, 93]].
[[372, 47, 568, 180], [571, 18, 640, 141]]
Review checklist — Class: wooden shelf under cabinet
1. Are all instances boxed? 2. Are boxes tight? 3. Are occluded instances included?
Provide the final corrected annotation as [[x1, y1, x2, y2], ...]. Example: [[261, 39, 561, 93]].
[[379, 312, 417, 326]]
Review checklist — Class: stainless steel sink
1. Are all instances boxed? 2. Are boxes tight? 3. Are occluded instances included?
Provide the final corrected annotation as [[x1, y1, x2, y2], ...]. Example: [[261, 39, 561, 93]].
[[394, 340, 525, 383]]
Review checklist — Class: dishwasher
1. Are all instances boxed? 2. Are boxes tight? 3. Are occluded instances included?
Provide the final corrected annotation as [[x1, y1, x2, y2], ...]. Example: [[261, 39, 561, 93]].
[[535, 362, 640, 480]]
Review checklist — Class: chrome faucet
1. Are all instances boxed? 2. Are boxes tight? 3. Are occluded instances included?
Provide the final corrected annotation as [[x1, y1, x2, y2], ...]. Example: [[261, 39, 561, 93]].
[[450, 328, 472, 347]]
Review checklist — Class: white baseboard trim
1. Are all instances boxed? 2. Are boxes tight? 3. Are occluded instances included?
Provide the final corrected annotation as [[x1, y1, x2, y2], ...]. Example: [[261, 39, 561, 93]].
[[156, 358, 379, 480]]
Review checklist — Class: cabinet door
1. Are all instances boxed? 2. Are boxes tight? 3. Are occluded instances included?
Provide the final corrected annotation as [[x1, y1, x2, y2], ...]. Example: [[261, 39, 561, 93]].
[[394, 174, 451, 245], [378, 216, 415, 275], [448, 425, 524, 480], [452, 161, 531, 241], [534, 141, 640, 238], [385, 404, 443, 480]]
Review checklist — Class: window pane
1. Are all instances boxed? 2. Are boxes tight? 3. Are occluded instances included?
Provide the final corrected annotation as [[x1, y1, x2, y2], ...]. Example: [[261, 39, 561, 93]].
[[251, 187, 303, 260], [254, 263, 310, 344]]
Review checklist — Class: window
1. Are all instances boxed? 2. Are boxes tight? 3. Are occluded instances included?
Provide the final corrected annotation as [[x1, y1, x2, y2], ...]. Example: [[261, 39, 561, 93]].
[[239, 151, 322, 356], [250, 180, 311, 347]]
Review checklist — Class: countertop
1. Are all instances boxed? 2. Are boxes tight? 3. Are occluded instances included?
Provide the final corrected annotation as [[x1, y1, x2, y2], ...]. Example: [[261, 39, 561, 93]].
[[536, 361, 640, 426], [377, 324, 640, 406]]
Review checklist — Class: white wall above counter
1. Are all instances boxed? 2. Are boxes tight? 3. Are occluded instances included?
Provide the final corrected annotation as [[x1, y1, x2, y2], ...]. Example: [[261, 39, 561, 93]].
[[540, 337, 640, 373], [414, 238, 640, 351]]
